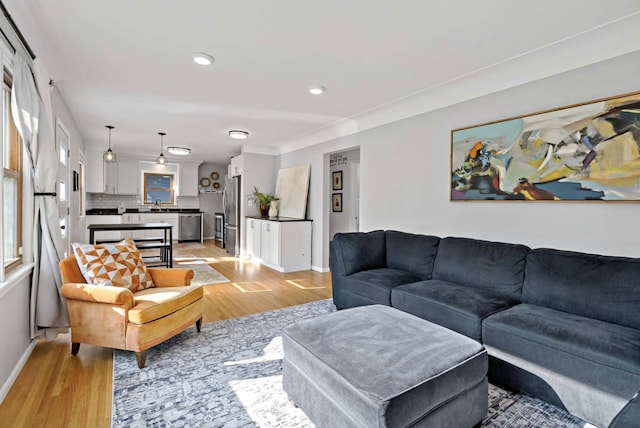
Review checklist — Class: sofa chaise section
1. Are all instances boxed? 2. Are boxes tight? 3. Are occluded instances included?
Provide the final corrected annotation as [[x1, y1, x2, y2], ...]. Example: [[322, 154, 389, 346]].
[[330, 230, 440, 309], [483, 248, 640, 428], [391, 237, 527, 341]]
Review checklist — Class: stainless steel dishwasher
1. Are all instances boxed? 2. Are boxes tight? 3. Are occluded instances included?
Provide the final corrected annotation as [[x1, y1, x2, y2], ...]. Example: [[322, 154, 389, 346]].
[[178, 213, 201, 242]]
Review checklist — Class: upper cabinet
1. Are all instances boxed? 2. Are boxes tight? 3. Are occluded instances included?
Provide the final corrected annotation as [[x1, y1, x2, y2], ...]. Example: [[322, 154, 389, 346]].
[[85, 145, 105, 193], [86, 148, 202, 197], [104, 161, 118, 194], [117, 159, 141, 195], [229, 155, 243, 177], [178, 161, 202, 197]]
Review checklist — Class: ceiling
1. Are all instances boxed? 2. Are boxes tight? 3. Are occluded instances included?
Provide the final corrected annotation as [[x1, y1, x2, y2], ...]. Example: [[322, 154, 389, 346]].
[[5, 1, 640, 164]]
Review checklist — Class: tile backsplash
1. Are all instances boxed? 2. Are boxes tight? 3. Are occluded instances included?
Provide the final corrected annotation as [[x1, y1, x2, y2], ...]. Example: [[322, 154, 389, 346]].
[[87, 194, 200, 210]]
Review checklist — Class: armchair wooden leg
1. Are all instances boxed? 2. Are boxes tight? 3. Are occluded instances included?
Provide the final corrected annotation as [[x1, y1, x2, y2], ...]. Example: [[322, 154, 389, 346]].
[[71, 342, 80, 355], [196, 318, 202, 332], [135, 350, 148, 369]]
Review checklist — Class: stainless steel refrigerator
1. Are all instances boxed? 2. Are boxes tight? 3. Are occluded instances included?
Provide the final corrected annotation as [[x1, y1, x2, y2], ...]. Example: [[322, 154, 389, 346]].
[[223, 175, 240, 256]]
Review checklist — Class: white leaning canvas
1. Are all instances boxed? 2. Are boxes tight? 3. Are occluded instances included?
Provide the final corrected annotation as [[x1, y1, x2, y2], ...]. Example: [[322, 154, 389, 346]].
[[275, 164, 311, 219]]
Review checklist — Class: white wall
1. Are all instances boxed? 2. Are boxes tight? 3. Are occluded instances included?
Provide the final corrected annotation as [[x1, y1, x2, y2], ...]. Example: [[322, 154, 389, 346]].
[[0, 273, 32, 403], [281, 50, 640, 270], [361, 50, 640, 257], [239, 153, 277, 253]]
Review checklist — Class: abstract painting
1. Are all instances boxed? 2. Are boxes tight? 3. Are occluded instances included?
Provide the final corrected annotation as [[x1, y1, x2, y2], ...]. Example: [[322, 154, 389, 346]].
[[451, 91, 640, 201]]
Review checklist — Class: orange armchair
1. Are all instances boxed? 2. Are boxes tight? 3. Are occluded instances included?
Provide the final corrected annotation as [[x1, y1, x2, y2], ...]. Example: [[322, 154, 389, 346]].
[[59, 255, 203, 368]]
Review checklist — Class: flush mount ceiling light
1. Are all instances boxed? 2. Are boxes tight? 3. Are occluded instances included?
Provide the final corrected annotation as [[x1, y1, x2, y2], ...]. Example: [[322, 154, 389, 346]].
[[228, 130, 249, 140], [308, 85, 326, 95], [193, 52, 214, 66], [156, 132, 167, 167], [103, 125, 116, 162], [167, 146, 191, 155]]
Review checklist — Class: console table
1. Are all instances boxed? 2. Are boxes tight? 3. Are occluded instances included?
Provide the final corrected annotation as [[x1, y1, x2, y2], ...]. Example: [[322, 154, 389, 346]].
[[87, 222, 174, 267]]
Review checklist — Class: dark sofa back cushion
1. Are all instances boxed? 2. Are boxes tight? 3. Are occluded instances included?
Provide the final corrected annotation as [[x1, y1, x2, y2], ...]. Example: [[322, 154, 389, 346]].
[[522, 248, 640, 330], [385, 231, 440, 280], [432, 237, 529, 296], [331, 230, 386, 275]]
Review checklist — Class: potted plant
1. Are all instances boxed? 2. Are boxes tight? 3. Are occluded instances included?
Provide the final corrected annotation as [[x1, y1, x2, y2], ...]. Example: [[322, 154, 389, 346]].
[[248, 186, 279, 218]]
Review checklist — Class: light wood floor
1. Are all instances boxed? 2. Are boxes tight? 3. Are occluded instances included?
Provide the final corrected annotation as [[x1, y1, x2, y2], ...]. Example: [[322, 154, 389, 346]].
[[0, 241, 332, 428]]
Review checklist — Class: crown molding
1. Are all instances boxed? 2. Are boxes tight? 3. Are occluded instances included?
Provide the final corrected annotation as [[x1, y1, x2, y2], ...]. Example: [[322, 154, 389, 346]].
[[277, 11, 640, 155]]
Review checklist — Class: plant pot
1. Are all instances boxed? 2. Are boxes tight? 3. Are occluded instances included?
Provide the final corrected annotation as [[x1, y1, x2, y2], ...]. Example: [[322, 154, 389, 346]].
[[259, 205, 269, 218]]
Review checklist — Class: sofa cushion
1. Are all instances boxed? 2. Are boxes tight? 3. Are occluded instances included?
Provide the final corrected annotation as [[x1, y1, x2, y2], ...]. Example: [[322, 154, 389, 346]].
[[129, 285, 203, 324], [72, 237, 154, 292], [331, 230, 386, 275], [483, 304, 640, 428], [392, 280, 519, 341], [432, 237, 529, 297], [339, 268, 423, 306], [485, 304, 640, 375], [385, 230, 440, 279], [522, 248, 640, 330]]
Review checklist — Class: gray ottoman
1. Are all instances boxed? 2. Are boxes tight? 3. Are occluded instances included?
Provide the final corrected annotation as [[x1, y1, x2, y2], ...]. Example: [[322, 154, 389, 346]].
[[282, 305, 488, 428]]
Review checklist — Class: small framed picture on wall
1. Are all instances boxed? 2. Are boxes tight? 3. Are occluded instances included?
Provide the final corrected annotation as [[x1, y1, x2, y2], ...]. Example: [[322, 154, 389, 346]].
[[332, 171, 343, 190], [332, 193, 343, 212]]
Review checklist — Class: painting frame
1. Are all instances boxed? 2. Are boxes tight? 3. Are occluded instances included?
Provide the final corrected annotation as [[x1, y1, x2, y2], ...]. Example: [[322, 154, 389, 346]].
[[332, 171, 343, 190], [450, 90, 640, 202], [332, 193, 343, 212]]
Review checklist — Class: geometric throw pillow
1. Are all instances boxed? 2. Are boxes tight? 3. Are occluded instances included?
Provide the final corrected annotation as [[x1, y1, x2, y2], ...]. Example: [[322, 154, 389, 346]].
[[72, 237, 155, 291]]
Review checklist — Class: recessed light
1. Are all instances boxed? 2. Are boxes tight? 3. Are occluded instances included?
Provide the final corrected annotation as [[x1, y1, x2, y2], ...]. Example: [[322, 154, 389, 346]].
[[308, 85, 326, 95], [193, 52, 214, 66], [167, 146, 191, 155], [228, 130, 249, 140]]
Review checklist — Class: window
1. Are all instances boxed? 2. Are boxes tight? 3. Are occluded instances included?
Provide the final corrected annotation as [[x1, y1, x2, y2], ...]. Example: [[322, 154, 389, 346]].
[[143, 173, 174, 205], [3, 71, 22, 271]]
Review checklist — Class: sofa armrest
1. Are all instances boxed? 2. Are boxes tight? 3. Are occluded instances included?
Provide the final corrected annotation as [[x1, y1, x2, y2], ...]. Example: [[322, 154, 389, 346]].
[[147, 268, 195, 287], [61, 283, 134, 307], [331, 231, 386, 275]]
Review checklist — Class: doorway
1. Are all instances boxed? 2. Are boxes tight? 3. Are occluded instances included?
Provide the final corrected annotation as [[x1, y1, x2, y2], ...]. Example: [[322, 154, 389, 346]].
[[328, 148, 360, 241]]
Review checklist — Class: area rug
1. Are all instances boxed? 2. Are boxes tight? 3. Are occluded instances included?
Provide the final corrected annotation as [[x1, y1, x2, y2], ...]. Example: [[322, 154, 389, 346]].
[[181, 263, 230, 285], [173, 255, 230, 285], [112, 300, 586, 427]]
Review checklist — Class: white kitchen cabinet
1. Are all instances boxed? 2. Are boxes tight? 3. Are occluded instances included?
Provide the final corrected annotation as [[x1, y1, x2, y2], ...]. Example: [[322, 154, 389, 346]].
[[117, 160, 141, 195], [229, 155, 243, 177], [85, 215, 122, 242], [104, 161, 118, 194], [246, 218, 311, 272], [246, 218, 262, 258], [85, 145, 105, 193], [141, 213, 179, 240], [121, 213, 145, 239], [178, 162, 201, 196], [260, 220, 281, 267]]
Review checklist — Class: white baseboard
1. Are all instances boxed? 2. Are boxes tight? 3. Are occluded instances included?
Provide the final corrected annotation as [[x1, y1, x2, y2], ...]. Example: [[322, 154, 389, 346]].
[[311, 265, 330, 273], [0, 339, 37, 405]]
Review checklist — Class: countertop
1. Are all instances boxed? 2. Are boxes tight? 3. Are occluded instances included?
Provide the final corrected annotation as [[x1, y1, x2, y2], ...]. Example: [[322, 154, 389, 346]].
[[86, 208, 203, 215], [246, 216, 312, 222]]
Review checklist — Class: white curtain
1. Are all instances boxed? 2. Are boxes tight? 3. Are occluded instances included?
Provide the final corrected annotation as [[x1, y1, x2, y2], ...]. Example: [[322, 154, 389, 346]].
[[11, 52, 68, 339]]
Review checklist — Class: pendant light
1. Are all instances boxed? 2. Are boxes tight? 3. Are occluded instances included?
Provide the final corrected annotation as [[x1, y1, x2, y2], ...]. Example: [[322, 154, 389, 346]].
[[103, 125, 116, 162], [156, 132, 167, 167]]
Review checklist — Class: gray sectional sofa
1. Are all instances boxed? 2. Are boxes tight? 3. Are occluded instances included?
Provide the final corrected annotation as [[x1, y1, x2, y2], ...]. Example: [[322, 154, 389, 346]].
[[329, 230, 640, 428]]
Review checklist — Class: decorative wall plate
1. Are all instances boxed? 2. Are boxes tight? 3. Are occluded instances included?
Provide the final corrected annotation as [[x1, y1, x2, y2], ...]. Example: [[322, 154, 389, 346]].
[[210, 171, 220, 180], [213, 182, 220, 189], [199, 177, 211, 188]]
